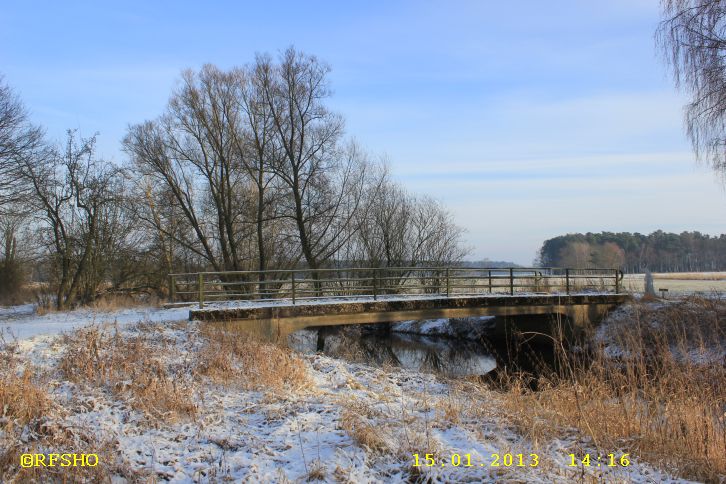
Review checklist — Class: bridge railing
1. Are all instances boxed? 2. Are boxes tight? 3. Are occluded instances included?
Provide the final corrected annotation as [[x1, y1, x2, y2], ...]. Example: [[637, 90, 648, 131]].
[[168, 267, 624, 309]]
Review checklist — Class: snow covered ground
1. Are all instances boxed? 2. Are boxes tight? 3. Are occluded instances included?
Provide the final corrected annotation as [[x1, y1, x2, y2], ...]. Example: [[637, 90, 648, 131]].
[[0, 303, 693, 482], [0, 303, 189, 341], [595, 299, 726, 365]]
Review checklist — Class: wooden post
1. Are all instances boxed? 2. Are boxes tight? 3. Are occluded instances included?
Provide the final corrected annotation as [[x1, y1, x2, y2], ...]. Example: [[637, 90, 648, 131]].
[[614, 269, 620, 294], [198, 273, 204, 309], [509, 268, 514, 295], [291, 273, 296, 304], [566, 268, 570, 295], [446, 268, 450, 297], [169, 275, 175, 303], [488, 270, 492, 293]]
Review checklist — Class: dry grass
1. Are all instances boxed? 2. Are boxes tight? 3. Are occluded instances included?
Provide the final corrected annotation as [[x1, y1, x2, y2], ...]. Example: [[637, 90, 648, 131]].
[[339, 402, 390, 453], [623, 272, 726, 294], [0, 341, 126, 482], [196, 325, 312, 394], [0, 369, 53, 431], [89, 293, 159, 312], [58, 326, 197, 422], [338, 392, 444, 471], [34, 292, 161, 316], [434, 387, 466, 426], [651, 271, 726, 281], [302, 460, 327, 481], [0, 346, 54, 441], [497, 296, 726, 482]]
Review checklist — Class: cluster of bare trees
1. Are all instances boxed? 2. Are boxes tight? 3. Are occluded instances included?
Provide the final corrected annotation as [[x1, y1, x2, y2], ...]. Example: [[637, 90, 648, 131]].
[[554, 241, 625, 269], [0, 48, 467, 307], [0, 76, 43, 302], [1, 89, 141, 308]]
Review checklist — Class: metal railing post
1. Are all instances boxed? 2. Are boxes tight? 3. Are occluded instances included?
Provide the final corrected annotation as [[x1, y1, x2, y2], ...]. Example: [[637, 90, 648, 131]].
[[565, 268, 570, 295], [169, 274, 175, 303], [170, 266, 606, 306], [373, 268, 378, 301], [291, 273, 296, 304], [446, 268, 450, 297], [198, 273, 204, 309]]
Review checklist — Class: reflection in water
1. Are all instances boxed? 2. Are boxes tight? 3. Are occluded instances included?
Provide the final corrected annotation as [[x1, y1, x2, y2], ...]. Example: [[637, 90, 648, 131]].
[[288, 328, 497, 377]]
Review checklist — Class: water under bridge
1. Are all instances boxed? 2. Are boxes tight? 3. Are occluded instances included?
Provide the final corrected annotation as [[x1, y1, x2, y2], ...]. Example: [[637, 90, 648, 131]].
[[168, 267, 631, 341]]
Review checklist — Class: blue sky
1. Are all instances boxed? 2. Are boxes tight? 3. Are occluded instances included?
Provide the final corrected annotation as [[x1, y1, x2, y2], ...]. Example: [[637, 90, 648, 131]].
[[2, 0, 724, 264]]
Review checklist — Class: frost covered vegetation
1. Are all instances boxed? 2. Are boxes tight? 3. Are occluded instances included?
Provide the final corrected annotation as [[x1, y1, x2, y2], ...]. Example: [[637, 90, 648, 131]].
[[500, 296, 726, 482], [1, 300, 721, 482]]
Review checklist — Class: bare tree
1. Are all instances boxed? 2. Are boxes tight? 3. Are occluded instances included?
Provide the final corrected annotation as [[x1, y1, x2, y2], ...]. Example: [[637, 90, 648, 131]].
[[0, 75, 43, 209], [594, 241, 625, 269], [658, 0, 726, 175], [260, 48, 375, 276], [125, 120, 220, 270], [559, 241, 593, 268], [0, 214, 26, 303], [355, 172, 412, 267], [125, 66, 256, 273], [17, 131, 126, 308], [0, 77, 45, 301], [235, 62, 291, 280], [408, 195, 468, 266], [355, 174, 468, 270]]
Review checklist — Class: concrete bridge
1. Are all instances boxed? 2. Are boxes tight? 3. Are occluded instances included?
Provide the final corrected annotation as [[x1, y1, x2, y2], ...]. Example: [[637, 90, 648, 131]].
[[169, 267, 630, 341], [190, 293, 630, 341]]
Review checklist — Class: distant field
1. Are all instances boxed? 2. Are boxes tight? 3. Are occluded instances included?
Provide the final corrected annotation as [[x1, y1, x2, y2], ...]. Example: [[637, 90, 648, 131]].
[[623, 272, 726, 294]]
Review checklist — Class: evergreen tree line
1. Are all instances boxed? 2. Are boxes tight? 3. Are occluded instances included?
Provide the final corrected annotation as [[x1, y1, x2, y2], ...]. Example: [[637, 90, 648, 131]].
[[538, 231, 726, 273], [0, 49, 467, 307]]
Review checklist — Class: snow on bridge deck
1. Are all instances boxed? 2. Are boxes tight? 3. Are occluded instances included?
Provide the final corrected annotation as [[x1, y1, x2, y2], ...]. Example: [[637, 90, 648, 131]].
[[189, 293, 632, 340]]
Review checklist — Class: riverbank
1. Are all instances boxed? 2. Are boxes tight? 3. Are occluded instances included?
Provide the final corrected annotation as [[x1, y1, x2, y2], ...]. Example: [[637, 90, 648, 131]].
[[2, 297, 724, 482], [0, 308, 683, 482]]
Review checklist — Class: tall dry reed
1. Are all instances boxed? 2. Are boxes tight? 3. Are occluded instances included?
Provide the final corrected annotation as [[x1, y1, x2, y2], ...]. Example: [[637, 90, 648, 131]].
[[498, 296, 726, 482]]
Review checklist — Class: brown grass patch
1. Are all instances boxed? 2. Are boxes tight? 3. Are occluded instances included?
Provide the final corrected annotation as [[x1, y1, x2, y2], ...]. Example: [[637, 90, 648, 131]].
[[0, 343, 125, 482], [338, 396, 441, 463], [497, 297, 726, 482], [0, 369, 53, 432], [435, 390, 464, 426], [89, 293, 160, 312], [196, 325, 311, 394], [58, 326, 197, 422], [339, 403, 390, 453]]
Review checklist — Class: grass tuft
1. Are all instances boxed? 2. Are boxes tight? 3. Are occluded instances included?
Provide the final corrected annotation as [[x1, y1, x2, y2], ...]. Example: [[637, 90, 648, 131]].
[[196, 325, 312, 394], [58, 325, 197, 421]]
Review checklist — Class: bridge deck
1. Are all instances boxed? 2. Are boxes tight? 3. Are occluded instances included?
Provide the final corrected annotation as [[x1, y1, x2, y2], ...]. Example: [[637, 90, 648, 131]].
[[190, 293, 631, 340]]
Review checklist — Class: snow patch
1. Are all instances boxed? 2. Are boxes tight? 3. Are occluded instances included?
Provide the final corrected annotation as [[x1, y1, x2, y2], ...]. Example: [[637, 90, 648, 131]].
[[392, 316, 496, 339]]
